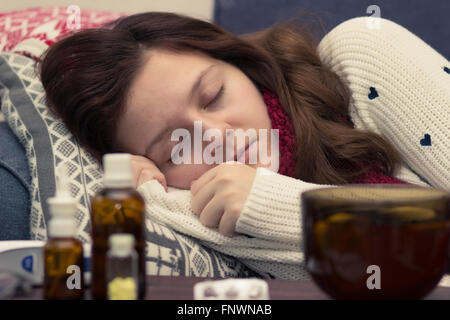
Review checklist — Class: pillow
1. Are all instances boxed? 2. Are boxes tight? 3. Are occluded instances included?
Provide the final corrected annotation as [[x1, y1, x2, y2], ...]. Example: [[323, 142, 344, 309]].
[[0, 7, 125, 61], [0, 51, 260, 278]]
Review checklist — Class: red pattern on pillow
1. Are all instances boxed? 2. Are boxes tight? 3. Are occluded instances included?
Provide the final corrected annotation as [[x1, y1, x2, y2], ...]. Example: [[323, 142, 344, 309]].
[[0, 7, 125, 60]]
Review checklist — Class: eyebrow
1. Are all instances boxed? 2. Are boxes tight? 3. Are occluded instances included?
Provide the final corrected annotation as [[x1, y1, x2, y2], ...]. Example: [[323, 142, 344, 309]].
[[144, 64, 216, 158]]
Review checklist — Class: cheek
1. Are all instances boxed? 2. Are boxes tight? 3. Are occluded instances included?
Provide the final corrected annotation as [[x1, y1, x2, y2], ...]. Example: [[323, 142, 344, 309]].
[[255, 95, 272, 130], [237, 82, 270, 128], [259, 101, 271, 127]]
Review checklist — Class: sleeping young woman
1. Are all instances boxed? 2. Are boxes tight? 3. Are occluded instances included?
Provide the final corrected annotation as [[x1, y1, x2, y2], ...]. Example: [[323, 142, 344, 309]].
[[39, 12, 450, 279]]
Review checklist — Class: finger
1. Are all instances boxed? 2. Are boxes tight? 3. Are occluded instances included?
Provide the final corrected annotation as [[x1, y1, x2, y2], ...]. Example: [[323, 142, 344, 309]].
[[137, 169, 167, 191], [132, 166, 144, 188], [131, 158, 158, 187], [218, 203, 241, 237], [154, 173, 168, 192], [190, 165, 220, 196], [162, 180, 168, 193], [190, 161, 242, 195], [137, 169, 153, 187], [131, 155, 161, 171], [131, 155, 154, 165], [198, 195, 225, 228], [150, 170, 168, 192], [190, 178, 216, 215], [156, 173, 168, 193]]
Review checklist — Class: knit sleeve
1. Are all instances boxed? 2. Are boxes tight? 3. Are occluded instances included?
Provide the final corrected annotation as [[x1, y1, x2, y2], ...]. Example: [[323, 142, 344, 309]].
[[235, 167, 333, 245], [317, 17, 450, 192]]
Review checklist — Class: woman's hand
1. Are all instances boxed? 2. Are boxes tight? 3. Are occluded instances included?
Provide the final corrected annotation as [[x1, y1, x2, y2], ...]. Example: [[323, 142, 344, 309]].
[[190, 162, 257, 237], [130, 155, 168, 192]]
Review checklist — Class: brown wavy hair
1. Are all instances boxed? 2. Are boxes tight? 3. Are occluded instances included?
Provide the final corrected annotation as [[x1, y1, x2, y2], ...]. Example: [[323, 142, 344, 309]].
[[39, 11, 402, 185]]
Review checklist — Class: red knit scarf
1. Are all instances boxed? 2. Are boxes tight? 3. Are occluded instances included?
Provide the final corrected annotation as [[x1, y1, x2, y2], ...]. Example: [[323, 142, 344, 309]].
[[262, 88, 407, 185]]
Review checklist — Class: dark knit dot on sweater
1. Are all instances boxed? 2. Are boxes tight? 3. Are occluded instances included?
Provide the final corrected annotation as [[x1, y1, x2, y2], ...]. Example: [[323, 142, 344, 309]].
[[368, 87, 379, 100], [444, 66, 450, 74], [420, 133, 432, 146]]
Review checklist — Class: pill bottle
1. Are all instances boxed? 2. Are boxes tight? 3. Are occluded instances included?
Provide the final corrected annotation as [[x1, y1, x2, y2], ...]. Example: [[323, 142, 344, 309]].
[[44, 164, 84, 300], [90, 153, 146, 299], [106, 233, 138, 300]]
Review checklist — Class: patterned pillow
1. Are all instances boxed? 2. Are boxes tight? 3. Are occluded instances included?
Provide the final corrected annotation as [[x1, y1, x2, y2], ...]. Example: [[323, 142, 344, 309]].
[[0, 51, 259, 278], [0, 7, 125, 61]]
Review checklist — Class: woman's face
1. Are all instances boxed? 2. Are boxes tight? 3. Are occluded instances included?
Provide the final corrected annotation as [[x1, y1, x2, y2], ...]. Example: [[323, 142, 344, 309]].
[[116, 48, 276, 189]]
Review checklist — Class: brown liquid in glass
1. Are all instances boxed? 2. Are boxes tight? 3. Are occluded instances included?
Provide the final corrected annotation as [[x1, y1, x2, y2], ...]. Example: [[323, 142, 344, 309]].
[[305, 208, 450, 299], [44, 238, 84, 300], [90, 187, 146, 300]]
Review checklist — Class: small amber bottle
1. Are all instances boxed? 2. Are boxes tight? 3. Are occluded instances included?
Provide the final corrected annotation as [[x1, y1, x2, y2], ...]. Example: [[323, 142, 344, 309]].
[[106, 234, 138, 300], [44, 164, 84, 300], [90, 153, 146, 300]]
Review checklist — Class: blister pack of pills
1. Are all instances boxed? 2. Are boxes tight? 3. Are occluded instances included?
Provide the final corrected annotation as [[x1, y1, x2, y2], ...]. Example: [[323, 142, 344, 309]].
[[193, 278, 270, 300]]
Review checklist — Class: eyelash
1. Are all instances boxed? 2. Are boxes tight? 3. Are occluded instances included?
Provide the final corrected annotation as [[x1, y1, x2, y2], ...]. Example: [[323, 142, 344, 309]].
[[203, 85, 225, 109], [165, 86, 225, 165]]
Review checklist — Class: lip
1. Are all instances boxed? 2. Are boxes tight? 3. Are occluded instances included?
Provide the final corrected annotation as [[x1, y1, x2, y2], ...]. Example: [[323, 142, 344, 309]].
[[234, 138, 256, 162]]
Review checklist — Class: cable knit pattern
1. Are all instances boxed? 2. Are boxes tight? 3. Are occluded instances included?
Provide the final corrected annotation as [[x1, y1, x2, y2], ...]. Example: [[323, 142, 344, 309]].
[[236, 16, 449, 278], [317, 17, 450, 190], [138, 179, 307, 279], [137, 17, 450, 281]]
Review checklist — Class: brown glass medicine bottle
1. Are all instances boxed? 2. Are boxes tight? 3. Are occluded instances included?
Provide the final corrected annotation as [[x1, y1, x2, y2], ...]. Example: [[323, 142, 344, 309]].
[[90, 153, 146, 300], [44, 164, 85, 300]]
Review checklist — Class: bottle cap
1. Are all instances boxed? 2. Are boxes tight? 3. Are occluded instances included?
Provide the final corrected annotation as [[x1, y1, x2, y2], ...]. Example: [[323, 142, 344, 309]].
[[103, 153, 134, 188], [48, 218, 77, 238], [47, 163, 78, 237], [109, 233, 135, 256]]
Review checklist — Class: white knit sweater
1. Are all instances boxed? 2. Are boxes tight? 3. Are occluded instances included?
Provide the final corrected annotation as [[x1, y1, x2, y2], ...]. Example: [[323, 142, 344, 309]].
[[137, 17, 450, 281]]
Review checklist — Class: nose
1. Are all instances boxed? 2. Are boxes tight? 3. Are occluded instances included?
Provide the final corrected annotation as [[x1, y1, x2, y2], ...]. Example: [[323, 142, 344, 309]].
[[182, 112, 233, 163], [200, 120, 254, 163], [200, 117, 234, 162]]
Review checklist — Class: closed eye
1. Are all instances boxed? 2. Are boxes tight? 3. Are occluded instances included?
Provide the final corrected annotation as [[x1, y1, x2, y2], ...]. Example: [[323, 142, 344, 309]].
[[165, 86, 225, 165], [203, 85, 225, 109]]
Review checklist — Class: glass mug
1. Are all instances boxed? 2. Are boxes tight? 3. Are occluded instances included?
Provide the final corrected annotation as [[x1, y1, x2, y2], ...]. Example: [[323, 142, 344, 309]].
[[301, 184, 450, 299]]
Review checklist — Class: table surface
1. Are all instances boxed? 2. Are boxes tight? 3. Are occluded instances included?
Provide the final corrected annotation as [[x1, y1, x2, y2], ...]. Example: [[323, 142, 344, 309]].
[[13, 276, 450, 300]]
